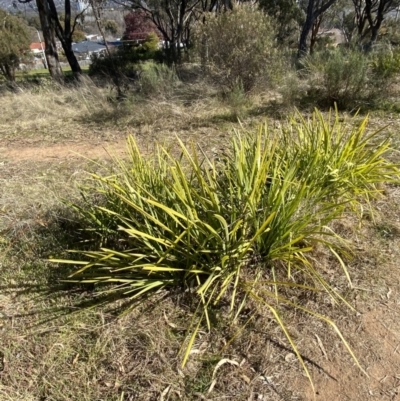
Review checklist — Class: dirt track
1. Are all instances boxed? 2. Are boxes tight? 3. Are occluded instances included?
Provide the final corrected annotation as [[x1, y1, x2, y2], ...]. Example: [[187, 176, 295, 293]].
[[1, 139, 128, 162]]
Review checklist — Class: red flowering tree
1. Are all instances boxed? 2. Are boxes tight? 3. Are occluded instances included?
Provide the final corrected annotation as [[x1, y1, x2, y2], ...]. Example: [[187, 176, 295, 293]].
[[123, 11, 161, 41]]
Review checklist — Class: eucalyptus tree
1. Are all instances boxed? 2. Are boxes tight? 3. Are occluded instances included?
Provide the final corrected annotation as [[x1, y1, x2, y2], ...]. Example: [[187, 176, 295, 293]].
[[120, 0, 202, 63], [20, 0, 85, 78], [352, 0, 400, 46], [298, 0, 339, 56], [19, 0, 64, 81], [0, 9, 31, 81]]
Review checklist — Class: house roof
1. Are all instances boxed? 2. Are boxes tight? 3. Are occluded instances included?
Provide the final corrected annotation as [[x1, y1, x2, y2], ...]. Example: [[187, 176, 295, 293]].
[[106, 40, 123, 47], [30, 42, 45, 51], [72, 40, 106, 53]]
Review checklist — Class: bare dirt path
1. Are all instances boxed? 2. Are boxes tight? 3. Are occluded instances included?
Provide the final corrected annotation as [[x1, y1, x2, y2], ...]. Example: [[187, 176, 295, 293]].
[[1, 139, 129, 162]]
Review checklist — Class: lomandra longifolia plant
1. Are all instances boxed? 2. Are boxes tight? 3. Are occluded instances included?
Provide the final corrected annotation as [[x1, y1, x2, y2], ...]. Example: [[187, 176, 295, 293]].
[[54, 108, 400, 389]]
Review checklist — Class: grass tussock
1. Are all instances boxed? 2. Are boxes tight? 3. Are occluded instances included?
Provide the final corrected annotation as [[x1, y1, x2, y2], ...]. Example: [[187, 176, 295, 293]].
[[52, 109, 400, 388]]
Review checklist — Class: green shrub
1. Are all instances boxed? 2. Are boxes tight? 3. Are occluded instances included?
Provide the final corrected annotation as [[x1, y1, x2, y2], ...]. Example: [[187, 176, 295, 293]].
[[194, 4, 277, 92], [379, 18, 400, 47], [88, 52, 136, 79], [137, 32, 161, 60], [370, 46, 400, 83], [303, 46, 400, 109], [56, 109, 399, 387], [313, 34, 335, 53], [278, 69, 302, 107], [89, 34, 163, 79], [88, 53, 116, 77], [124, 32, 163, 63], [222, 81, 251, 120], [138, 61, 179, 96], [303, 48, 370, 109]]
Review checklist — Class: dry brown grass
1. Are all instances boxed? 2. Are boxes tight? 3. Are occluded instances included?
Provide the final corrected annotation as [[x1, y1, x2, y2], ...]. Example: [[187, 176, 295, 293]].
[[0, 75, 282, 149], [0, 82, 116, 143], [1, 80, 400, 401]]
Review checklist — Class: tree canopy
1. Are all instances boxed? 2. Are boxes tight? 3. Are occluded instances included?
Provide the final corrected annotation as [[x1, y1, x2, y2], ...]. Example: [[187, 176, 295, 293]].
[[260, 0, 304, 47], [104, 20, 119, 36], [124, 0, 205, 63], [0, 9, 31, 81], [353, 0, 400, 45], [123, 10, 161, 41]]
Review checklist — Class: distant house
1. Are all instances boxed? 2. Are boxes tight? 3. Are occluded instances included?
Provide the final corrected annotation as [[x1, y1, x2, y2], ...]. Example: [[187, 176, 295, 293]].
[[85, 34, 102, 42], [72, 40, 107, 59], [30, 41, 62, 53], [106, 40, 123, 48], [30, 42, 46, 68], [30, 42, 45, 54]]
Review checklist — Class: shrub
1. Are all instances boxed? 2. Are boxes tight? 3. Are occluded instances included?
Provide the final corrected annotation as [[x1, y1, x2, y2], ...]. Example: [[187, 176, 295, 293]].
[[138, 32, 161, 58], [104, 20, 119, 36], [56, 109, 399, 387], [302, 46, 400, 110], [379, 18, 400, 47], [72, 28, 86, 43], [138, 61, 179, 96], [222, 81, 251, 120], [370, 45, 400, 84], [0, 9, 31, 82], [303, 48, 371, 109], [278, 69, 302, 108], [123, 32, 163, 63], [89, 34, 164, 79], [89, 52, 117, 77], [194, 4, 277, 92], [303, 47, 400, 109]]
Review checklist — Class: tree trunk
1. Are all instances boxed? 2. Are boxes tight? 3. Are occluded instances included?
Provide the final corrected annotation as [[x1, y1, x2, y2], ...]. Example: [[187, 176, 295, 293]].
[[355, 0, 385, 47], [36, 0, 64, 82], [89, 0, 123, 96], [90, 0, 112, 57], [47, 0, 82, 78], [370, 25, 379, 44], [298, 0, 337, 57], [224, 0, 232, 10], [166, 41, 179, 65], [7, 65, 15, 81], [367, 0, 384, 46], [298, 0, 315, 56], [298, 14, 315, 54], [0, 64, 16, 81], [310, 15, 323, 54], [63, 42, 82, 75]]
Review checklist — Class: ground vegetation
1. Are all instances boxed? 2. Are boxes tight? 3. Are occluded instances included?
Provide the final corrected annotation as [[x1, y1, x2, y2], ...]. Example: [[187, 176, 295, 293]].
[[2, 3, 400, 399]]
